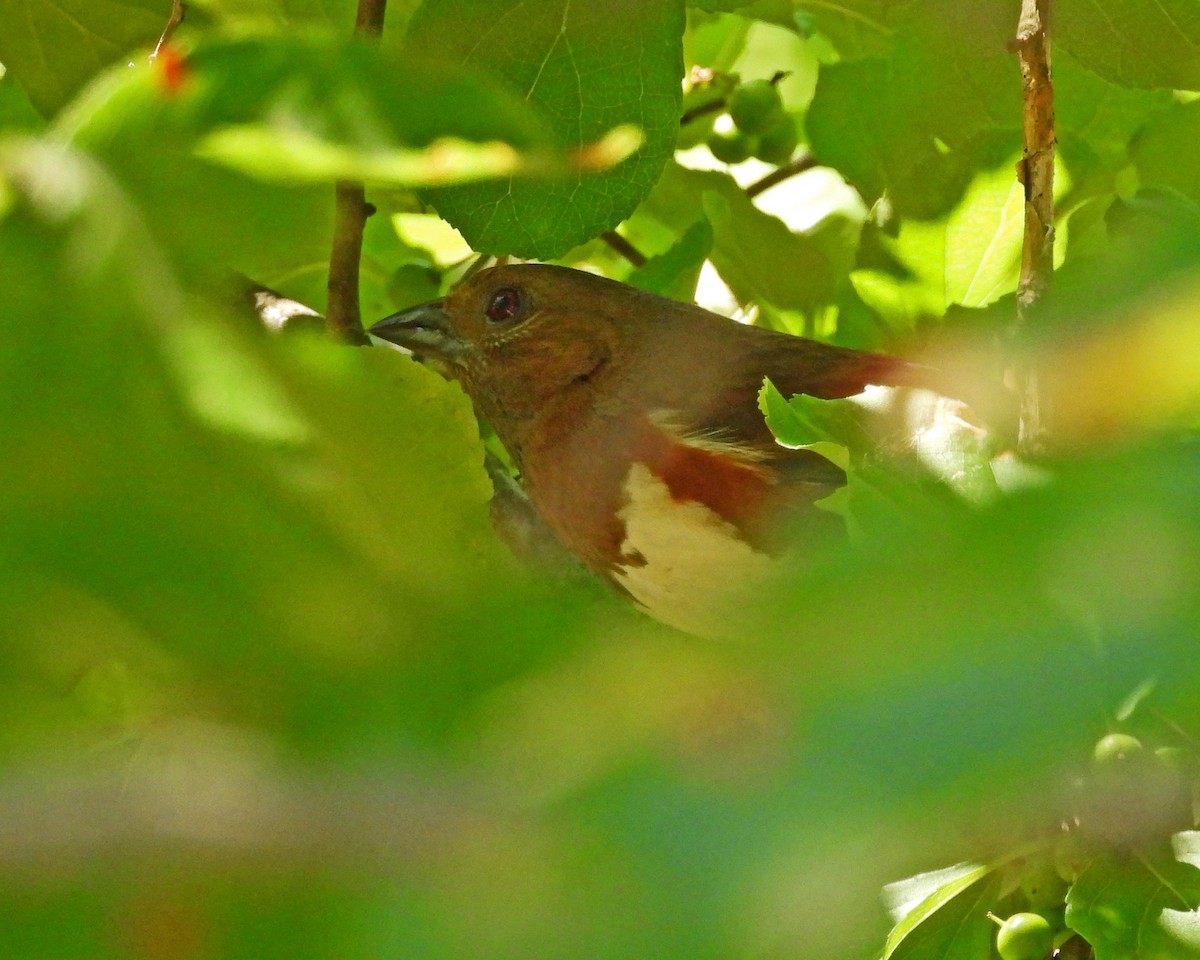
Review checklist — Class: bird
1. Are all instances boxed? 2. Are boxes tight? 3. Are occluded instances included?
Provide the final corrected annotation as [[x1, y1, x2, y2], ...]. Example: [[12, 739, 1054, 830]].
[[370, 263, 953, 637]]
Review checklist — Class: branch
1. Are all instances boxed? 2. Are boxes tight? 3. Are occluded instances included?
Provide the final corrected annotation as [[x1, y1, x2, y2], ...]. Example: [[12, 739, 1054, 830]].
[[326, 182, 372, 345], [149, 0, 187, 60], [354, 0, 387, 36], [601, 229, 647, 267], [745, 152, 817, 199], [324, 0, 389, 345], [1013, 0, 1055, 453]]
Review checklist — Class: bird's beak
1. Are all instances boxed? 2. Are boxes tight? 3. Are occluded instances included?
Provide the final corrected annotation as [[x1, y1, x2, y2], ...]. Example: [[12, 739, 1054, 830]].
[[369, 299, 470, 364]]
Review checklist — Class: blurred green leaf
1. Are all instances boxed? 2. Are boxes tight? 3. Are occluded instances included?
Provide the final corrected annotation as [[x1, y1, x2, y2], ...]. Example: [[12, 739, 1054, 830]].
[[2, 5, 1200, 960], [410, 0, 685, 258], [1055, 50, 1173, 191], [0, 0, 163, 117], [0, 64, 45, 131], [796, 0, 896, 60], [58, 33, 569, 304], [188, 0, 357, 28], [0, 137, 601, 764], [1058, 0, 1200, 91], [1134, 100, 1200, 208]]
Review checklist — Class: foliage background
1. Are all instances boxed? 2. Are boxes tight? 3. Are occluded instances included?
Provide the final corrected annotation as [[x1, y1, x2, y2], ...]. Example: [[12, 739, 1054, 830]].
[[1, 0, 1199, 958]]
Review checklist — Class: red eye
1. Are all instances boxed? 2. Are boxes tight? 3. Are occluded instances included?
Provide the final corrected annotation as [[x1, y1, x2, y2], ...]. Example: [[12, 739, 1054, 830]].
[[485, 287, 522, 323]]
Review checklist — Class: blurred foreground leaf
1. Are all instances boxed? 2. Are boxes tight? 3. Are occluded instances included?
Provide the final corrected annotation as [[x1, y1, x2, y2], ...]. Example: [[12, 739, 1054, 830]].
[[0, 0, 162, 116]]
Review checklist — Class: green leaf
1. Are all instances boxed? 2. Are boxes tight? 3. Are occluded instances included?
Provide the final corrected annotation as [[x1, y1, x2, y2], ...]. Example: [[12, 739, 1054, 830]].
[[758, 380, 863, 451], [0, 137, 549, 755], [59, 34, 561, 300], [852, 150, 1070, 326], [806, 0, 1020, 218], [943, 158, 1028, 309], [626, 218, 713, 301], [882, 865, 995, 959], [188, 0, 358, 28], [883, 862, 991, 925], [0, 65, 45, 132], [643, 162, 858, 312], [0, 0, 164, 117], [1058, 0, 1200, 92], [796, 0, 897, 60], [1134, 100, 1200, 208], [1055, 49, 1174, 190], [410, 0, 685, 259], [1067, 849, 1200, 958], [158, 36, 554, 183]]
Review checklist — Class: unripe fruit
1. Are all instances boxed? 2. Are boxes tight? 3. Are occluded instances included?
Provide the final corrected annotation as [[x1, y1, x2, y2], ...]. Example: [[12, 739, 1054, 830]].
[[1020, 863, 1068, 910], [728, 79, 785, 136], [707, 126, 756, 164], [1053, 833, 1089, 883], [754, 118, 799, 165], [996, 913, 1054, 960], [1093, 733, 1144, 766]]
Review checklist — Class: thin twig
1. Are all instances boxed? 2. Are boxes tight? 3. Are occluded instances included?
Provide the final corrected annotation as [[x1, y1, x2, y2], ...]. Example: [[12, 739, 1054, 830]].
[[745, 152, 817, 199], [680, 99, 725, 128], [354, 0, 387, 36], [1013, 0, 1055, 453], [149, 0, 187, 60], [601, 230, 647, 267], [324, 0, 389, 345]]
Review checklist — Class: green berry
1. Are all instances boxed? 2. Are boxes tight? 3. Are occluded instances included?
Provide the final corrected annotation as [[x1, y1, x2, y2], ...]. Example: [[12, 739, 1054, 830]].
[[753, 118, 799, 165], [728, 79, 785, 136], [707, 126, 756, 164], [996, 913, 1055, 960], [1093, 733, 1144, 766], [1020, 863, 1068, 910], [1053, 833, 1089, 883]]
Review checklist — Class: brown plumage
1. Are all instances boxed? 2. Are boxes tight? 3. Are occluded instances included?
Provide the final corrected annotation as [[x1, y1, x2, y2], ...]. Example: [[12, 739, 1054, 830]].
[[371, 263, 931, 634]]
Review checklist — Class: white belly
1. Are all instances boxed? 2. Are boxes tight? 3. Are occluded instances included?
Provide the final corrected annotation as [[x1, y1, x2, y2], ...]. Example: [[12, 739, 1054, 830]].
[[612, 463, 777, 639]]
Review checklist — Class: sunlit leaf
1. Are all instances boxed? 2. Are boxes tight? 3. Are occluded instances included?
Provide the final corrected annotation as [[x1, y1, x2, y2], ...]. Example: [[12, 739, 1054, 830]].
[[882, 866, 995, 959], [1067, 849, 1200, 958], [806, 0, 1019, 218]]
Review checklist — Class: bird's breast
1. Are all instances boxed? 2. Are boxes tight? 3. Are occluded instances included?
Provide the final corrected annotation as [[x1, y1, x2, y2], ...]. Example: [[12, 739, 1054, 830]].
[[530, 411, 793, 636]]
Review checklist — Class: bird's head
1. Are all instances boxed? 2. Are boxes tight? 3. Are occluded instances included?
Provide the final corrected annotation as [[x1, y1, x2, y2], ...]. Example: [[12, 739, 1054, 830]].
[[370, 264, 632, 447]]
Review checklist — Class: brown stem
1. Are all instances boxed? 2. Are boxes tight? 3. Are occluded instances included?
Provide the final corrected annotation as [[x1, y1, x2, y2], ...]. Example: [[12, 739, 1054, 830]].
[[326, 181, 372, 345], [1013, 0, 1055, 453], [149, 0, 187, 60], [354, 0, 387, 36], [324, 0, 389, 345], [601, 230, 647, 268], [680, 99, 724, 128], [745, 153, 817, 199]]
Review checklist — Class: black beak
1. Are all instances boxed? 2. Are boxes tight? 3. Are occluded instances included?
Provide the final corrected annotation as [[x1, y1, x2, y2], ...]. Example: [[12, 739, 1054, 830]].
[[369, 299, 469, 364]]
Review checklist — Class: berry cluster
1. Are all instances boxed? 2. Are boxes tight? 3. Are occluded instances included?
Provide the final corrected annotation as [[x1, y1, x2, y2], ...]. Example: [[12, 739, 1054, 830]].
[[680, 74, 799, 166], [987, 729, 1197, 959]]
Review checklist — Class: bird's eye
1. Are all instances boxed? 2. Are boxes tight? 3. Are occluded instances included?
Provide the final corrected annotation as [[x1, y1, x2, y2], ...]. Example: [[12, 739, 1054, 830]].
[[485, 287, 523, 323]]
